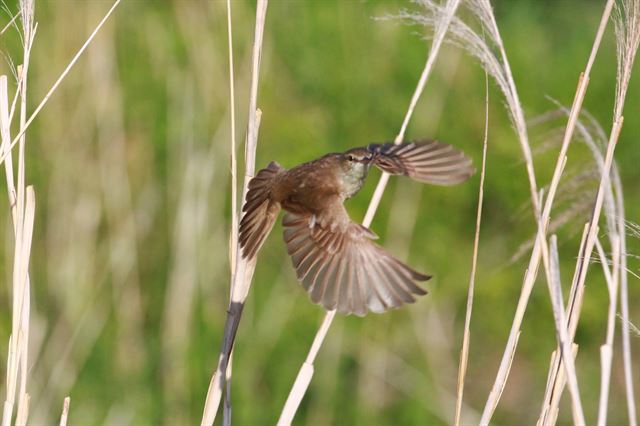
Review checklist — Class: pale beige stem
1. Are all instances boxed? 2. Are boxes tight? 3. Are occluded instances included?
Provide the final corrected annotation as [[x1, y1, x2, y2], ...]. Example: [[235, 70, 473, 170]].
[[537, 223, 590, 426], [596, 235, 620, 426], [0, 0, 123, 168], [227, 0, 239, 279], [3, 187, 35, 426], [58, 397, 70, 426], [542, 234, 586, 426], [618, 203, 637, 426], [3, 9, 36, 424], [278, 310, 336, 426], [224, 0, 238, 424], [480, 1, 615, 421], [200, 1, 269, 423], [278, 1, 463, 424], [14, 22, 33, 424], [454, 72, 489, 426], [542, 117, 624, 426], [0, 10, 21, 37], [364, 0, 462, 225]]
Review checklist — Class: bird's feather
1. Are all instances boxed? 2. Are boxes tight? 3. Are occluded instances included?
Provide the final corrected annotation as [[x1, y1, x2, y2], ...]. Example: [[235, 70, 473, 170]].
[[282, 200, 430, 316], [239, 161, 284, 259], [368, 140, 475, 186]]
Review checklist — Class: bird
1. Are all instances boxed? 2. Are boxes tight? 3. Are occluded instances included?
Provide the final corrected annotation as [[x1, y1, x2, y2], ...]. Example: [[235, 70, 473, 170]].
[[239, 140, 474, 316]]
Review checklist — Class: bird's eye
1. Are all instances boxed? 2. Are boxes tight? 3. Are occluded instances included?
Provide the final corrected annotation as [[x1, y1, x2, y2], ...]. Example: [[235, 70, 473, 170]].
[[346, 154, 355, 162]]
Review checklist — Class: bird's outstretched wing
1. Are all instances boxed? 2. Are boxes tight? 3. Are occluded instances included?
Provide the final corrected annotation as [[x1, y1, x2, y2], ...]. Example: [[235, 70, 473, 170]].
[[239, 161, 284, 259], [367, 140, 474, 185], [282, 199, 429, 316]]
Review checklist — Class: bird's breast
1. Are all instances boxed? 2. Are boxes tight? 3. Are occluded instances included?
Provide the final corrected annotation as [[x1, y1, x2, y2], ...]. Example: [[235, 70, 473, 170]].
[[339, 164, 367, 199]]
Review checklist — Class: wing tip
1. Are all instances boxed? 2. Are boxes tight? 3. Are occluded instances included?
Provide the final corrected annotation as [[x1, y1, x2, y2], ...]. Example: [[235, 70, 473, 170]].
[[414, 272, 432, 282], [240, 245, 256, 260], [282, 211, 433, 317], [372, 139, 475, 186]]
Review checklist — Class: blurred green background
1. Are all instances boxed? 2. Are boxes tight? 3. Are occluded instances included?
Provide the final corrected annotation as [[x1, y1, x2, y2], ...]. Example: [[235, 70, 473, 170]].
[[0, 0, 638, 424]]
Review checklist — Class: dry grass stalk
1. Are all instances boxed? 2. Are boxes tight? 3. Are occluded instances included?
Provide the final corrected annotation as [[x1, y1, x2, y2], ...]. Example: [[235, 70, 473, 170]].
[[277, 306, 336, 426], [468, 0, 541, 214], [0, 9, 21, 37], [13, 5, 36, 425], [407, 1, 624, 421], [619, 314, 640, 336], [540, 122, 627, 426], [617, 197, 636, 425], [453, 72, 489, 426], [397, 4, 555, 418], [0, 76, 15, 208], [0, 0, 123, 168], [539, 344, 580, 426], [537, 222, 591, 426], [550, 108, 625, 425], [594, 238, 615, 289], [0, 70, 31, 425], [58, 397, 70, 426], [595, 235, 620, 426], [612, 3, 640, 423], [223, 1, 238, 424], [542, 234, 586, 425], [542, 129, 620, 422], [200, 1, 269, 424], [477, 1, 616, 421], [364, 0, 462, 223], [527, 106, 621, 426], [2, 3, 36, 424], [538, 1, 639, 422], [0, 2, 122, 424], [402, 0, 541, 210], [226, 0, 239, 284], [2, 176, 35, 426], [278, 1, 463, 423]]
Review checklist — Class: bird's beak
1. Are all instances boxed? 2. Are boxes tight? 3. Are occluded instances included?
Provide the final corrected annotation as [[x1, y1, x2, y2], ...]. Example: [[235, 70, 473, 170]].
[[361, 153, 374, 165]]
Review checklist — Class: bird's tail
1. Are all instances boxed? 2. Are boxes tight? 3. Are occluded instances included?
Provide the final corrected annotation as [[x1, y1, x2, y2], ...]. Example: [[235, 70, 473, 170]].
[[239, 161, 284, 259]]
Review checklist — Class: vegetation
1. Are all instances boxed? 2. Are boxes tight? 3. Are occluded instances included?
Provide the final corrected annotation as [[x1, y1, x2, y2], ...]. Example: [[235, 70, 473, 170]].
[[0, 0, 637, 425]]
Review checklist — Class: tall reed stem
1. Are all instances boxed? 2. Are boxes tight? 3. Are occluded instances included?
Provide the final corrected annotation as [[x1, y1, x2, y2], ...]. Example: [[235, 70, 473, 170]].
[[201, 1, 269, 424], [480, 1, 615, 421], [277, 1, 463, 424], [453, 72, 489, 426]]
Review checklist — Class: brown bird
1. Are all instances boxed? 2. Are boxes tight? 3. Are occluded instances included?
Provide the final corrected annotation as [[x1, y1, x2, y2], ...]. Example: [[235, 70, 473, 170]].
[[239, 140, 474, 316]]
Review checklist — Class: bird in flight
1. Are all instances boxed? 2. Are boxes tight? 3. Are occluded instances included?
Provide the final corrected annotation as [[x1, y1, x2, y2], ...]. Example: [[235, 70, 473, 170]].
[[239, 140, 474, 316]]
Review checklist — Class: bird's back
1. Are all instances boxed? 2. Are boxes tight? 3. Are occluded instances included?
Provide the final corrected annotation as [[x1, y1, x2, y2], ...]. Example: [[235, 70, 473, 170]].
[[274, 155, 343, 214]]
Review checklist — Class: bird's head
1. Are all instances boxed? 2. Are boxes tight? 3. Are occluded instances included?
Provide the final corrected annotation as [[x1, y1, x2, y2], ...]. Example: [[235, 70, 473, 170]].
[[334, 148, 372, 197], [340, 148, 373, 176]]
